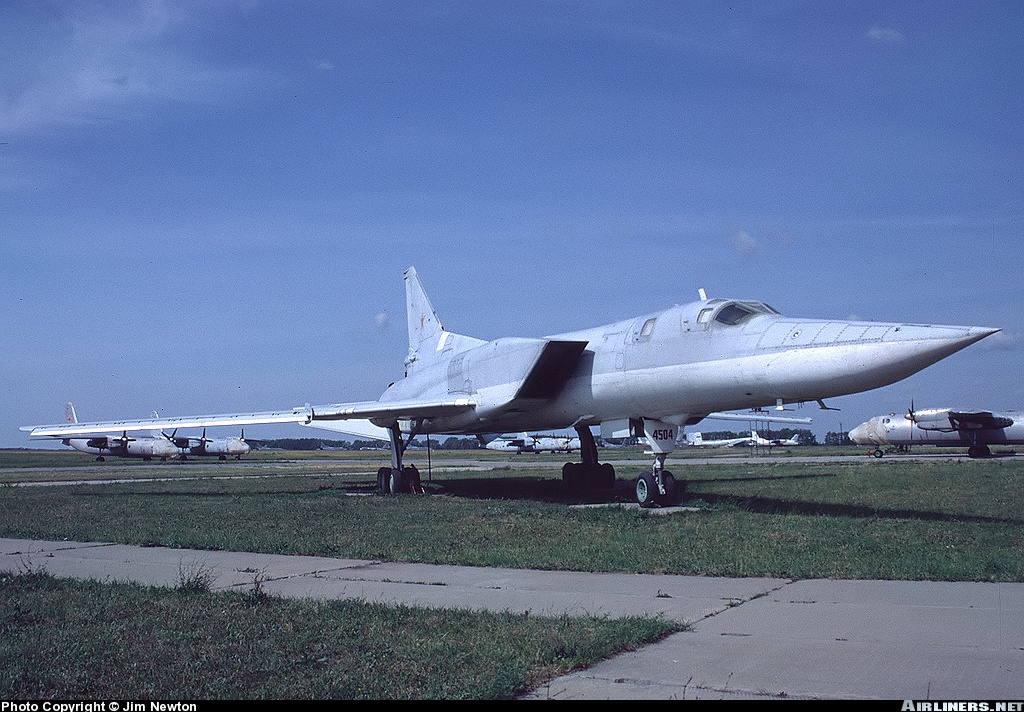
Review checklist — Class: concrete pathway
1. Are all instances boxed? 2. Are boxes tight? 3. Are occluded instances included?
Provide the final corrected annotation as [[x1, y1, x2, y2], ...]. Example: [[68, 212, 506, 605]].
[[3, 538, 1022, 700]]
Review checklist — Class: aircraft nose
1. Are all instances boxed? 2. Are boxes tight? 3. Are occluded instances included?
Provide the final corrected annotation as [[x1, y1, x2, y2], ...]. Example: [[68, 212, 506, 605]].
[[883, 324, 999, 375], [849, 420, 874, 445], [756, 322, 999, 405]]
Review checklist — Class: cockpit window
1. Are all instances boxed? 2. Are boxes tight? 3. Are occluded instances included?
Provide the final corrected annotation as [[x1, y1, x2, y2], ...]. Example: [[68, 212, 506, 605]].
[[715, 303, 757, 326], [713, 301, 778, 326]]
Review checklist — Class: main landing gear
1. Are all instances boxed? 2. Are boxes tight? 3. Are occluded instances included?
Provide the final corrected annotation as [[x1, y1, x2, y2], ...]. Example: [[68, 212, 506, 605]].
[[378, 423, 425, 495], [561, 425, 616, 491]]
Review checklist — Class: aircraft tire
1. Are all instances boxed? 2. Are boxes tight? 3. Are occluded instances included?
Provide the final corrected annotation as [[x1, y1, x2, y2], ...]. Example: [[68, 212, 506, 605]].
[[635, 472, 659, 508], [872, 449, 884, 458], [389, 468, 409, 494], [405, 464, 422, 493], [593, 462, 616, 490], [661, 471, 679, 506], [377, 467, 392, 494], [562, 462, 584, 490]]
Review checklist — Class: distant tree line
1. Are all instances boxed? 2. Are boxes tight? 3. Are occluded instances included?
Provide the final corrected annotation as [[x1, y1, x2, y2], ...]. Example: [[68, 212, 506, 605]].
[[823, 431, 853, 446], [254, 437, 482, 451]]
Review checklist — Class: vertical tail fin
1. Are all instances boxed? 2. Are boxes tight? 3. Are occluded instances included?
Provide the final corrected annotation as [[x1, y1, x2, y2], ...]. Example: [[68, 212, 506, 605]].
[[65, 402, 78, 424], [403, 267, 486, 375], [405, 267, 444, 363]]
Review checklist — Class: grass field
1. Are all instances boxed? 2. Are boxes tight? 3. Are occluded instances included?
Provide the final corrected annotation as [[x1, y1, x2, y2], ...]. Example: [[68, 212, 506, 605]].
[[3, 447, 1022, 698], [2, 448, 1021, 580]]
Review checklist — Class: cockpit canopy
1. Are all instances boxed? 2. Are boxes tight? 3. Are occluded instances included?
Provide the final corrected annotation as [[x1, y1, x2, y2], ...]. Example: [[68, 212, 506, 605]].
[[698, 299, 779, 327]]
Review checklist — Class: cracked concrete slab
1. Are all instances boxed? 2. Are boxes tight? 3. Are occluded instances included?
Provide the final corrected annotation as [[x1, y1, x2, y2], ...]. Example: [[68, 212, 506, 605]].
[[3, 538, 1021, 700]]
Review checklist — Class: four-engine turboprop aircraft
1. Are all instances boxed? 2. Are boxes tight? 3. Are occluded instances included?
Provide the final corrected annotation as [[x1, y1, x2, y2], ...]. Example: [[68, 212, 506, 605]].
[[52, 403, 181, 461], [22, 267, 998, 506], [850, 407, 1024, 458], [41, 403, 250, 461], [167, 427, 251, 460], [486, 433, 582, 453]]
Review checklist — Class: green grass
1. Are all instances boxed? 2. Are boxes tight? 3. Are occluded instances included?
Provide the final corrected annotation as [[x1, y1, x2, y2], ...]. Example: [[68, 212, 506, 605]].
[[1, 571, 679, 699], [3, 452, 1022, 581], [3, 449, 1022, 699]]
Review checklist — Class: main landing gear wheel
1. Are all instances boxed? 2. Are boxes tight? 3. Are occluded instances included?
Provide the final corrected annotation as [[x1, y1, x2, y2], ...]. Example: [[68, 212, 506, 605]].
[[381, 465, 424, 495], [562, 462, 616, 491], [968, 444, 991, 458], [377, 467, 392, 494], [561, 425, 616, 493]]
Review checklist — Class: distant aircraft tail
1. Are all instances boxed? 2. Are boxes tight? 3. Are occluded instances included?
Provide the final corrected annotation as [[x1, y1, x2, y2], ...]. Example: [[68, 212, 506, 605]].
[[403, 267, 485, 374], [65, 402, 78, 424]]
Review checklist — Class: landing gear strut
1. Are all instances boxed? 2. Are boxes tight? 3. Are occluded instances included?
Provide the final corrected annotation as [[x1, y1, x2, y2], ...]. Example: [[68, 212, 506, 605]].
[[561, 425, 616, 491]]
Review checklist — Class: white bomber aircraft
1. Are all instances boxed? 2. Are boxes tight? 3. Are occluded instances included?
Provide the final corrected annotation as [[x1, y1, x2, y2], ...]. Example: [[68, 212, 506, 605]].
[[23, 267, 998, 506], [684, 432, 753, 447]]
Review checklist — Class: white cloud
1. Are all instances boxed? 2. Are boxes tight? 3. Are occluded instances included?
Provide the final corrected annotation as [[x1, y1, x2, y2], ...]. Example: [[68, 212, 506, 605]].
[[0, 1, 263, 134], [728, 229, 760, 258], [976, 330, 1021, 351], [866, 25, 905, 45]]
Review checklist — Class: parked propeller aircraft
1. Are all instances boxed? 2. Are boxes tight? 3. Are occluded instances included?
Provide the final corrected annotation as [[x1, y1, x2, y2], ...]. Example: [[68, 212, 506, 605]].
[[23, 267, 997, 506], [850, 407, 1024, 458], [44, 403, 250, 461], [168, 427, 251, 460], [52, 403, 183, 461], [486, 433, 581, 453]]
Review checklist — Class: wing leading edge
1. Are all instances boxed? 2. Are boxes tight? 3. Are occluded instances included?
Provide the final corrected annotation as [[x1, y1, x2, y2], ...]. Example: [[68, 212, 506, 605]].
[[21, 398, 478, 440]]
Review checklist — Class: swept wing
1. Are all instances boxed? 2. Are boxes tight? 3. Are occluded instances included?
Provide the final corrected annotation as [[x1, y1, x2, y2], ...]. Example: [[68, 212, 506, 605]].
[[21, 398, 476, 440]]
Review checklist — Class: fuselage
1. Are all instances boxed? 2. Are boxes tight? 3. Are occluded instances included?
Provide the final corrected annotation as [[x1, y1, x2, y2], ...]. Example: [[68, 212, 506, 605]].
[[486, 435, 580, 453], [64, 436, 183, 459], [64, 434, 249, 459], [187, 437, 250, 457], [380, 297, 997, 436]]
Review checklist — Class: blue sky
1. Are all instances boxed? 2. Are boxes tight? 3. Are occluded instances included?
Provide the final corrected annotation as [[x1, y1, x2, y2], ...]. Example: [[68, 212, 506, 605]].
[[3, 0, 1022, 447]]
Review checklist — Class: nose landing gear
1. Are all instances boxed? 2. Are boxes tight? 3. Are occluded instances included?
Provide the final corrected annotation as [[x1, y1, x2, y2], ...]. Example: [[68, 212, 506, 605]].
[[635, 419, 686, 508]]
